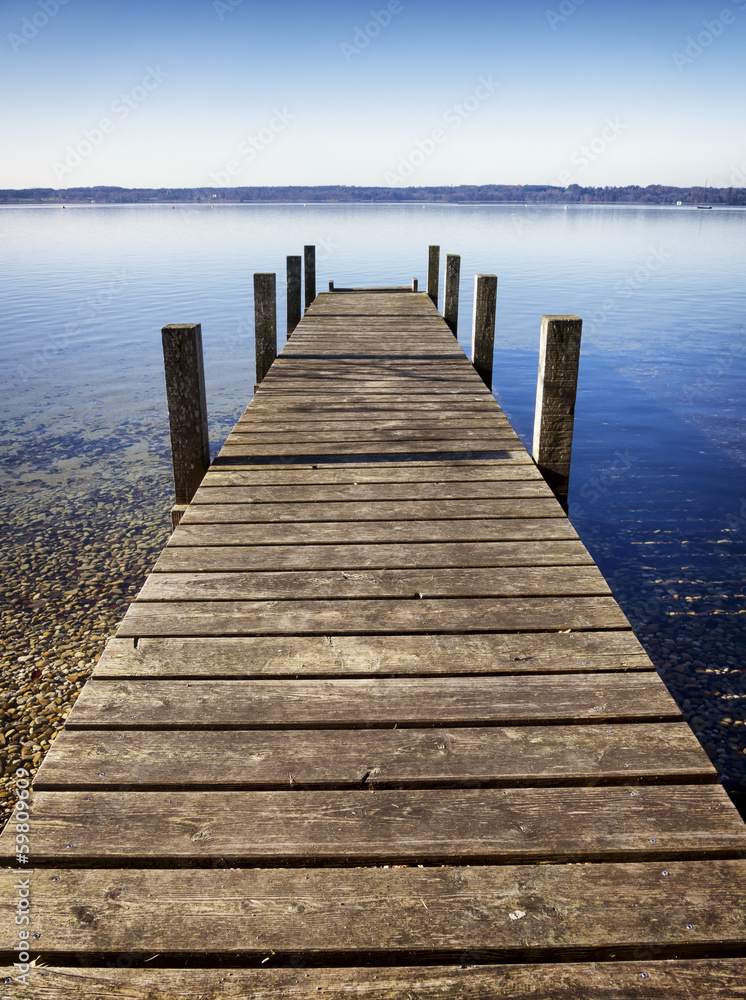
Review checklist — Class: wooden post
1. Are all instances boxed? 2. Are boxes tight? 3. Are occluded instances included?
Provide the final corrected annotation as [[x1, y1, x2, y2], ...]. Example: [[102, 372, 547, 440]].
[[286, 256, 301, 339], [161, 324, 210, 528], [532, 315, 583, 508], [412, 278, 418, 292], [427, 245, 440, 306], [304, 245, 316, 311], [329, 280, 335, 291], [444, 254, 461, 337], [471, 274, 498, 389], [254, 273, 277, 385]]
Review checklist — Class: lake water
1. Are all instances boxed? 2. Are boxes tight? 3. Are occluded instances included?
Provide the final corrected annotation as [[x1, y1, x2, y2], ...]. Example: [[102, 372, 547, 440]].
[[1, 203, 745, 798]]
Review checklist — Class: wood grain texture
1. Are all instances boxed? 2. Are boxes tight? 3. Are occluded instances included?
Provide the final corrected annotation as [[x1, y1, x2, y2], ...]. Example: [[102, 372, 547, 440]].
[[168, 519, 580, 546], [4, 786, 742, 864], [65, 674, 679, 729], [92, 631, 654, 678], [217, 442, 525, 459], [154, 540, 594, 573], [116, 595, 630, 636], [179, 499, 563, 524], [6, 961, 746, 1000], [225, 427, 521, 446], [246, 398, 500, 411], [191, 480, 552, 505], [1, 861, 743, 957], [138, 565, 611, 602], [200, 464, 540, 488], [33, 722, 715, 790]]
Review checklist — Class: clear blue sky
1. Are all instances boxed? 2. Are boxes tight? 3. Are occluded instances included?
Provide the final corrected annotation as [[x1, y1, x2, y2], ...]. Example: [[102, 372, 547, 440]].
[[2, 0, 745, 189]]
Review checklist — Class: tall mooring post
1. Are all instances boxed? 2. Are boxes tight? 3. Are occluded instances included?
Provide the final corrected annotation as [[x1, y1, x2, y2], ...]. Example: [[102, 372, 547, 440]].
[[304, 245, 316, 311], [286, 255, 302, 338], [444, 254, 461, 337], [254, 272, 277, 385], [161, 323, 210, 529], [532, 314, 583, 509], [471, 274, 498, 389], [427, 245, 440, 306]]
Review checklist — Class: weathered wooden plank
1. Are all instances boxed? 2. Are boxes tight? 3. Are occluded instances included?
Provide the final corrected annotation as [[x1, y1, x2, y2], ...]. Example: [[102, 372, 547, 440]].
[[117, 595, 630, 637], [253, 387, 490, 397], [7, 961, 746, 1000], [253, 383, 492, 394], [282, 346, 463, 354], [168, 519, 581, 546], [233, 410, 513, 437], [1, 861, 743, 957], [206, 458, 536, 486], [235, 413, 514, 427], [33, 722, 714, 790], [65, 674, 678, 729], [306, 297, 441, 314], [179, 499, 563, 524], [191, 481, 551, 506], [138, 566, 611, 602], [217, 442, 528, 459], [193, 480, 555, 506], [247, 396, 499, 410], [5, 786, 742, 865], [201, 463, 540, 488], [92, 631, 654, 678], [266, 369, 480, 380], [224, 427, 524, 445], [269, 356, 476, 366], [154, 540, 594, 573]]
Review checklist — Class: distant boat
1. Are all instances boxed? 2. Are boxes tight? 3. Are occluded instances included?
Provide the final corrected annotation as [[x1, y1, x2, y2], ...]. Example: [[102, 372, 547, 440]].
[[697, 177, 712, 209]]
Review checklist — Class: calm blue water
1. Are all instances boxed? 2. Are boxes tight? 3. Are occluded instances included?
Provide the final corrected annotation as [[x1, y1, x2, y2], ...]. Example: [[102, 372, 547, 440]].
[[1, 203, 744, 787]]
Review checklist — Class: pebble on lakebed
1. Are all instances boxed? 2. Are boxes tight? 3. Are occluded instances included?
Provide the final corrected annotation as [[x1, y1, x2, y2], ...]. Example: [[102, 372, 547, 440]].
[[0, 477, 172, 829]]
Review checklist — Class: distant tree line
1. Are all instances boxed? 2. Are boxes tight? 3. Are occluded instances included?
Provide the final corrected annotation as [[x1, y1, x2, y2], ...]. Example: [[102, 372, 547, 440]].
[[1, 184, 744, 206]]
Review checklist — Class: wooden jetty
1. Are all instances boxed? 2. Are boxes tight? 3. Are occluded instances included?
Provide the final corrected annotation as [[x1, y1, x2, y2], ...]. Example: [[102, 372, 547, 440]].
[[2, 268, 745, 997]]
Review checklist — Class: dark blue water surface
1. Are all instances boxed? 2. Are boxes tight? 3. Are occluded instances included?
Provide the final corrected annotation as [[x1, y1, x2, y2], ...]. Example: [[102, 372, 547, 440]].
[[1, 203, 744, 791]]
